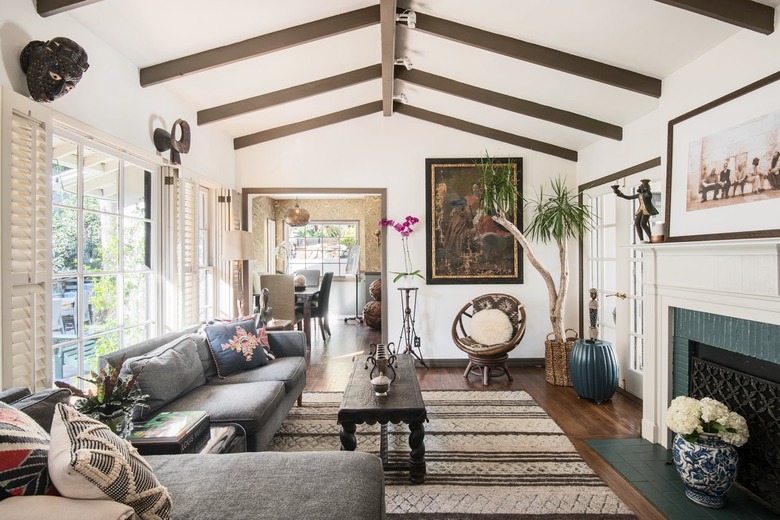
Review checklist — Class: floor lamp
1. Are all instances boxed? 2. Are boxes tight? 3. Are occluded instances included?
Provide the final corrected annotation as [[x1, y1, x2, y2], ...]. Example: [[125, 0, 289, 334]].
[[223, 230, 254, 316]]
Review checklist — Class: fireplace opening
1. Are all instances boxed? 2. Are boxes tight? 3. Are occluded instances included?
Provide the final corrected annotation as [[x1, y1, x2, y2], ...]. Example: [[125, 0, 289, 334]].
[[689, 341, 780, 512]]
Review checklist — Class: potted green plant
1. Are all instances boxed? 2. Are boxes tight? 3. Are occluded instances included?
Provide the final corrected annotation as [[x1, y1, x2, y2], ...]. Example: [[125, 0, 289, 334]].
[[477, 152, 594, 385], [55, 354, 148, 435]]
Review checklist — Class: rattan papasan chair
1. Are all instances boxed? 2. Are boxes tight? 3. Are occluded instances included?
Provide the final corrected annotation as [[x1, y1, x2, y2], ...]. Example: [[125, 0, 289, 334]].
[[451, 293, 527, 386]]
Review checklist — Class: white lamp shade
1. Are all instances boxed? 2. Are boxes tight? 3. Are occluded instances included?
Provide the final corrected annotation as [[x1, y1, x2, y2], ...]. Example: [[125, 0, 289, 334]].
[[222, 230, 254, 261]]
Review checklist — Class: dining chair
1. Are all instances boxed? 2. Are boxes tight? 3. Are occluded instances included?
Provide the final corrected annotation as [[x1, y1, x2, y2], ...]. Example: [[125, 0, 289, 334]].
[[259, 274, 303, 328], [309, 272, 333, 339], [294, 269, 321, 287]]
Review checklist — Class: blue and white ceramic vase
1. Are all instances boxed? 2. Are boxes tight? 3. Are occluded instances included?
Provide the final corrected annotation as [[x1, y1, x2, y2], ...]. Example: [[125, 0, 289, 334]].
[[672, 433, 738, 508]]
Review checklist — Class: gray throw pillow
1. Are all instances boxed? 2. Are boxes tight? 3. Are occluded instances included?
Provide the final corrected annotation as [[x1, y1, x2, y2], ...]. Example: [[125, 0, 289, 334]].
[[189, 332, 218, 380], [121, 336, 206, 421], [0, 386, 32, 404], [9, 388, 71, 433]]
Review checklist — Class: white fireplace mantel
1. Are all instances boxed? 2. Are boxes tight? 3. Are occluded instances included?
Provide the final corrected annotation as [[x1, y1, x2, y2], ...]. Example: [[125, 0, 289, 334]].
[[639, 238, 780, 447]]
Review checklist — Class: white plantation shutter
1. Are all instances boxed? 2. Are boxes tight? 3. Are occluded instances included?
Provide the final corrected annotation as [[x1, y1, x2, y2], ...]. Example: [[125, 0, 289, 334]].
[[179, 176, 199, 326], [1, 95, 52, 391]]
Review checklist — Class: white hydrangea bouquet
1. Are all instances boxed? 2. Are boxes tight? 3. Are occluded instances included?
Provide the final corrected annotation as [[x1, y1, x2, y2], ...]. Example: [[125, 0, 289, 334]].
[[666, 396, 749, 447]]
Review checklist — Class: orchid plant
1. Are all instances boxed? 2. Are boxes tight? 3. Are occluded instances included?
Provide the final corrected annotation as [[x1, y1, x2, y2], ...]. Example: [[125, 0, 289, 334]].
[[666, 396, 749, 447], [379, 215, 424, 283]]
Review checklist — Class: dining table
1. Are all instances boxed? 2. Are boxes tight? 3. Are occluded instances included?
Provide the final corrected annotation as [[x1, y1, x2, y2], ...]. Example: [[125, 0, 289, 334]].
[[295, 287, 319, 348]]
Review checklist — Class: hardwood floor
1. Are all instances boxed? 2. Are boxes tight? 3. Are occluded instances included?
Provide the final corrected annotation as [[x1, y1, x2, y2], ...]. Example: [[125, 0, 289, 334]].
[[304, 319, 665, 520]]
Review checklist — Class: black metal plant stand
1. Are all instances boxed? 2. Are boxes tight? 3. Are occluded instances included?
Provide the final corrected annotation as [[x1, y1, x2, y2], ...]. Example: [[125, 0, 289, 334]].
[[396, 287, 426, 367], [344, 272, 364, 324]]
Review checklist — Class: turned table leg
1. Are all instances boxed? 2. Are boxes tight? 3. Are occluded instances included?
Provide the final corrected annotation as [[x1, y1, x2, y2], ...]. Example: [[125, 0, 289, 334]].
[[340, 422, 357, 451], [408, 419, 426, 484]]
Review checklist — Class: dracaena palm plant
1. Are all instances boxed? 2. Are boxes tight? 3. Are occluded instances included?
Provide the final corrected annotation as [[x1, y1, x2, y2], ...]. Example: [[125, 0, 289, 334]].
[[477, 152, 594, 344]]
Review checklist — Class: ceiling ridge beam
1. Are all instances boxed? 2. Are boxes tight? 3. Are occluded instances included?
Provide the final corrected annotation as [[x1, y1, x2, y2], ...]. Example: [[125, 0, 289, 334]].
[[141, 5, 380, 87], [408, 11, 662, 98], [198, 65, 382, 125], [395, 104, 577, 162], [233, 101, 383, 149], [396, 69, 622, 140], [381, 0, 398, 116], [36, 0, 101, 17], [654, 0, 774, 35]]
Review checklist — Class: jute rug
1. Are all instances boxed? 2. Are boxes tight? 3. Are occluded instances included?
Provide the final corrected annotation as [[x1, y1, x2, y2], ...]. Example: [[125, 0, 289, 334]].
[[268, 390, 637, 519]]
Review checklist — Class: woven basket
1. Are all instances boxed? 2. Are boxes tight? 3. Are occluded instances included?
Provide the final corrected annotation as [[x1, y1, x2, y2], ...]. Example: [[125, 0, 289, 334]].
[[544, 329, 578, 386]]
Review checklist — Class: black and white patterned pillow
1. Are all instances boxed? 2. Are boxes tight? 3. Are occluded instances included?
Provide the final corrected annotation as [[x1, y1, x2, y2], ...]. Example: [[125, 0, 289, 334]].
[[48, 404, 172, 520]]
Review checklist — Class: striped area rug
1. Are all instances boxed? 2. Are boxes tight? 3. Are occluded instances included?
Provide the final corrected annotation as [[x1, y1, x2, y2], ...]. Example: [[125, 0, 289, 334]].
[[268, 390, 637, 519]]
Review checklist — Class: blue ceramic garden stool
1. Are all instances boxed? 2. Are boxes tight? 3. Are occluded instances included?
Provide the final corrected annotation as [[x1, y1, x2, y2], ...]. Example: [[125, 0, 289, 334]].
[[569, 339, 619, 404]]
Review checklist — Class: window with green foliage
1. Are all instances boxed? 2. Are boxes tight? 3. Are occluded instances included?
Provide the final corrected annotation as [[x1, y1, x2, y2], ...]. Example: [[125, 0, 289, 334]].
[[287, 221, 358, 276], [51, 132, 157, 388]]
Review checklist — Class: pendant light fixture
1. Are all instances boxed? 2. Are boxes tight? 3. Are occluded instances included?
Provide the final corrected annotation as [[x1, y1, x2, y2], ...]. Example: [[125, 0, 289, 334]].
[[284, 199, 310, 227]]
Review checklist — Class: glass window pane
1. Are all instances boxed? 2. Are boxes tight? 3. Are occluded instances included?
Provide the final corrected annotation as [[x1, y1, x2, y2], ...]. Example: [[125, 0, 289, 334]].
[[52, 136, 78, 207], [83, 148, 119, 213], [52, 277, 79, 343], [52, 208, 79, 273], [85, 275, 118, 335], [83, 212, 118, 271], [199, 269, 213, 322], [124, 218, 151, 271], [124, 325, 149, 348], [124, 273, 151, 326], [92, 332, 120, 370], [601, 194, 616, 225], [603, 226, 616, 258], [124, 164, 151, 218], [53, 343, 79, 382]]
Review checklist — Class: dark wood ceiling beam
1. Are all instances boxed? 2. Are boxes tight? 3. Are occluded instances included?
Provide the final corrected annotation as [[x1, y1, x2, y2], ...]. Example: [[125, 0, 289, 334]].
[[380, 0, 398, 116], [395, 105, 577, 161], [409, 11, 662, 98], [654, 0, 774, 34], [141, 6, 380, 87], [234, 101, 382, 149], [198, 65, 381, 125], [36, 0, 101, 16], [396, 69, 622, 140]]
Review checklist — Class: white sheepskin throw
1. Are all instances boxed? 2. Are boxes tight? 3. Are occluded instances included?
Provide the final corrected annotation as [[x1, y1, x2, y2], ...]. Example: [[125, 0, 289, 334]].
[[471, 309, 513, 345]]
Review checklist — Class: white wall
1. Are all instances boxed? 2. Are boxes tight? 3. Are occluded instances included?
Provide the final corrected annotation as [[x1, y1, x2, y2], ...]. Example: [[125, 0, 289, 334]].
[[236, 113, 579, 360], [0, 0, 235, 186], [577, 17, 780, 441]]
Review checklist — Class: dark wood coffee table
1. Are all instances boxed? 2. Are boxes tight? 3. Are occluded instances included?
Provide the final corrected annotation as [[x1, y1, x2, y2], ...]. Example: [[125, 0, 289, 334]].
[[338, 353, 427, 484]]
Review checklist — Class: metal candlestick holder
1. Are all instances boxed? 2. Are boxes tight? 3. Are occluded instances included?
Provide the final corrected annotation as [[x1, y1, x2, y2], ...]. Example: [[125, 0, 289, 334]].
[[365, 342, 397, 381]]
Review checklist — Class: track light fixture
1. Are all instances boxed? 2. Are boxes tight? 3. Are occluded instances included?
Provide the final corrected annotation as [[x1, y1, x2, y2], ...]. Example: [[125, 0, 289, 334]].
[[394, 56, 413, 70], [392, 93, 408, 104], [396, 9, 416, 29]]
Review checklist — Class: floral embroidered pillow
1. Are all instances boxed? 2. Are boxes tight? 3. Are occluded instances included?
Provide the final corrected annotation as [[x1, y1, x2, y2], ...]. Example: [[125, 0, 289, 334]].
[[204, 318, 268, 378]]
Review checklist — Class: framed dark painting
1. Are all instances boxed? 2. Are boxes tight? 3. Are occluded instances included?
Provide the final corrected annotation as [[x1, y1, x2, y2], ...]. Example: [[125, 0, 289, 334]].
[[665, 71, 780, 242], [425, 157, 523, 285]]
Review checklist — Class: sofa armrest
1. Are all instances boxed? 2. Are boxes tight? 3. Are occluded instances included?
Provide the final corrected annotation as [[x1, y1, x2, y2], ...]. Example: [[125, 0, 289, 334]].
[[267, 330, 306, 358], [0, 496, 137, 520]]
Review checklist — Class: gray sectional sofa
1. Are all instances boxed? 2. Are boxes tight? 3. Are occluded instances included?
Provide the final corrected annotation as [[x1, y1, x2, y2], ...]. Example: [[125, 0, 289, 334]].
[[0, 386, 386, 520], [100, 325, 306, 452]]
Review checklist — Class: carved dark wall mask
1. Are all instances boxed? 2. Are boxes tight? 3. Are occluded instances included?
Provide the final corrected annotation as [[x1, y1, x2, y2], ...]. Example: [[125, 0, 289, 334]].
[[20, 37, 89, 103], [154, 119, 191, 165]]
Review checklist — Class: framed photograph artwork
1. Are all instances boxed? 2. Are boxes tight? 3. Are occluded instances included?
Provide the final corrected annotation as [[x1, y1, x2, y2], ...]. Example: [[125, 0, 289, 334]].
[[425, 157, 523, 284], [665, 71, 780, 242]]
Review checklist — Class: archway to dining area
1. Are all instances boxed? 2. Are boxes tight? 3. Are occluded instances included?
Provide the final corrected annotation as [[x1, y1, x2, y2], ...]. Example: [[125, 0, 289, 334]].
[[241, 187, 388, 351]]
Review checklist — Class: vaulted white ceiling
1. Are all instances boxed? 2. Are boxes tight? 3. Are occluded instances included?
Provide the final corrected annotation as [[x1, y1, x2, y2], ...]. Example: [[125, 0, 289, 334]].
[[56, 0, 779, 161]]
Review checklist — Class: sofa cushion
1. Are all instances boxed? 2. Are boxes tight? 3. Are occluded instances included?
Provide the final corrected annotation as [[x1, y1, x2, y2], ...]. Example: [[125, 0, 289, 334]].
[[155, 381, 285, 438], [8, 388, 71, 433], [0, 387, 32, 404], [100, 324, 202, 370], [147, 451, 385, 520], [122, 336, 206, 422], [48, 404, 172, 520], [471, 308, 513, 345], [204, 318, 268, 378], [206, 356, 305, 395], [188, 332, 218, 380], [0, 402, 53, 500]]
